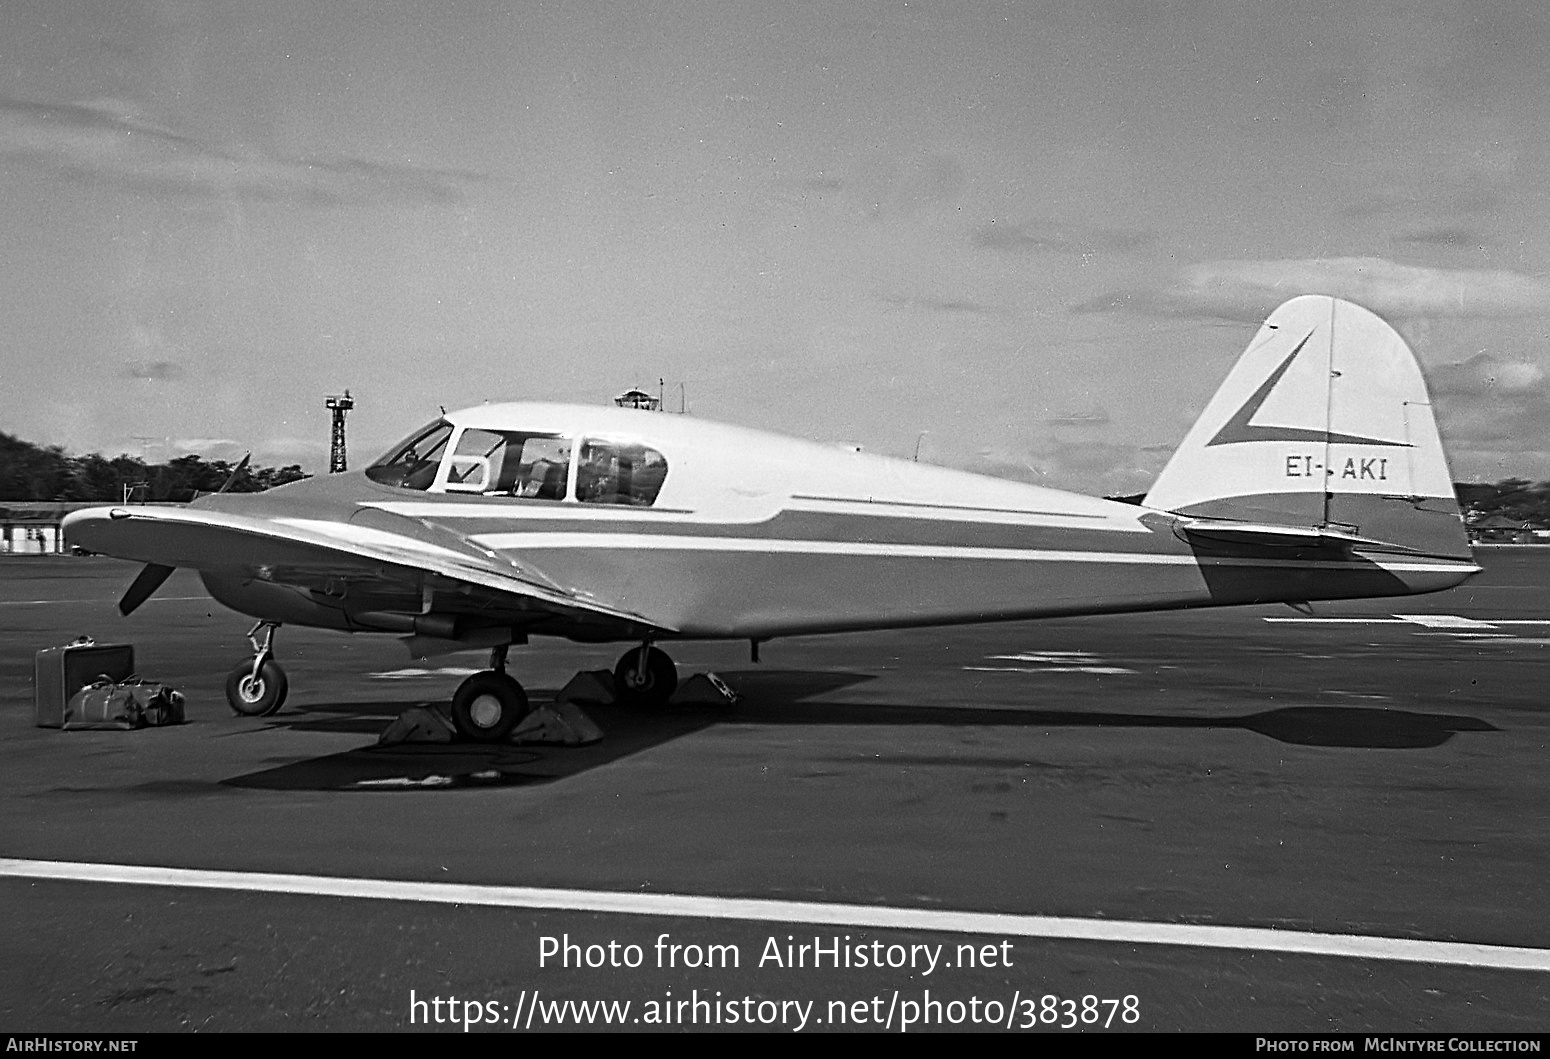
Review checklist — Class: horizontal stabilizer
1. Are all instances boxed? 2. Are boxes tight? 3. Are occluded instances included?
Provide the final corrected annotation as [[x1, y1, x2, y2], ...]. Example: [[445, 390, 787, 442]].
[[1175, 519, 1399, 551]]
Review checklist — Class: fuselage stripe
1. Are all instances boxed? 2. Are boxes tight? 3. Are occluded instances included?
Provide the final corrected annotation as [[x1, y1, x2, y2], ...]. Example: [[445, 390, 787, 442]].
[[365, 500, 1145, 532], [467, 531, 1472, 573], [790, 493, 1109, 517]]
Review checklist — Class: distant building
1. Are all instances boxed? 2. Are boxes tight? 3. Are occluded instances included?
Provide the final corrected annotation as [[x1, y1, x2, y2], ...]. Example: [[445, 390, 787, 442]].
[[614, 388, 661, 411], [0, 501, 185, 556], [1468, 514, 1545, 544]]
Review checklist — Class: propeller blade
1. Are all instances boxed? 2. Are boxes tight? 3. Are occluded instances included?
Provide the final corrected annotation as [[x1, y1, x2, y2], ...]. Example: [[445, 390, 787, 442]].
[[216, 452, 252, 495], [119, 563, 175, 616]]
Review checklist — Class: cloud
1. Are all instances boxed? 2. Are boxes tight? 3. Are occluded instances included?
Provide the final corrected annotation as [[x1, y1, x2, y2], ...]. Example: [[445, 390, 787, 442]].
[[876, 292, 1000, 315], [123, 360, 184, 382], [957, 437, 1164, 497], [1430, 353, 1547, 398], [169, 437, 244, 458], [766, 154, 963, 220], [859, 154, 963, 216], [1449, 446, 1550, 484], [0, 95, 487, 205], [1072, 257, 1550, 322], [1428, 353, 1550, 455], [973, 218, 1155, 256], [253, 437, 330, 467], [1046, 407, 1111, 427], [1396, 226, 1485, 250], [1340, 186, 1504, 221]]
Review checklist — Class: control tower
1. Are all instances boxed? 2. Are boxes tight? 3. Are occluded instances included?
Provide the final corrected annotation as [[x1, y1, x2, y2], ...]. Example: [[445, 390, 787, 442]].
[[324, 390, 354, 473], [613, 387, 661, 411]]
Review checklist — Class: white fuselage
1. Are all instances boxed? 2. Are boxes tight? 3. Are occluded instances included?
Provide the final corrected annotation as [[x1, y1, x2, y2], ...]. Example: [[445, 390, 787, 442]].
[[187, 402, 1476, 643]]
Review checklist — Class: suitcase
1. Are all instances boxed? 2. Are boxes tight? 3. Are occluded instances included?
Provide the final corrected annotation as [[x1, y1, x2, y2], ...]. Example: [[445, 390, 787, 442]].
[[34, 638, 136, 728]]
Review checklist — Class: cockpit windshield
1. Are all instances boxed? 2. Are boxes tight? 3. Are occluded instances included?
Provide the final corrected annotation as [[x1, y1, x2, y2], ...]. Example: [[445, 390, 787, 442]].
[[364, 420, 454, 489]]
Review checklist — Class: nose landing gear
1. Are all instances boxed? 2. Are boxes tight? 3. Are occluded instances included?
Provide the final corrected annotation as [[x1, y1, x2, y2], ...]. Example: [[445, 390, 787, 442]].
[[225, 620, 288, 716], [449, 644, 531, 742]]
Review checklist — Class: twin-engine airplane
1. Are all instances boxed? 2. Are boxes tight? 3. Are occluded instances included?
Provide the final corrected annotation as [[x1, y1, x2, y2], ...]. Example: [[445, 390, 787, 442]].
[[65, 295, 1478, 741]]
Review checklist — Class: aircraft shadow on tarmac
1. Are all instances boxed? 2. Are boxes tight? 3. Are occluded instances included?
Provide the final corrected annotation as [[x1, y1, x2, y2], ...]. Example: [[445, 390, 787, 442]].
[[222, 669, 1498, 792], [715, 671, 1498, 750]]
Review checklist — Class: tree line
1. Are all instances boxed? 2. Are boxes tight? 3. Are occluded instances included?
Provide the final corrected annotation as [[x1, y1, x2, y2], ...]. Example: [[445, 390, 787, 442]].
[[0, 431, 310, 502], [1455, 479, 1550, 526], [4, 426, 1547, 521]]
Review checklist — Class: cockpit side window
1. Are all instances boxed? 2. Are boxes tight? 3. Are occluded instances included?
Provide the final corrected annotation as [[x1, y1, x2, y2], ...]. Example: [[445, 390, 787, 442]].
[[364, 421, 454, 490], [576, 439, 668, 506], [444, 429, 573, 499]]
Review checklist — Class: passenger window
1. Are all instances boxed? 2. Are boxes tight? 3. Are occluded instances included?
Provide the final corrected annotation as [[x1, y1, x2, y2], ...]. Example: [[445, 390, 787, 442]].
[[446, 428, 503, 493], [576, 439, 668, 506], [364, 421, 454, 490], [446, 429, 572, 499]]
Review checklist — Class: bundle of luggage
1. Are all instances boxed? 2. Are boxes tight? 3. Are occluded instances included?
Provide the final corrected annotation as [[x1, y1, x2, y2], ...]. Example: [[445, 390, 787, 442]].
[[34, 637, 186, 730], [63, 677, 186, 730]]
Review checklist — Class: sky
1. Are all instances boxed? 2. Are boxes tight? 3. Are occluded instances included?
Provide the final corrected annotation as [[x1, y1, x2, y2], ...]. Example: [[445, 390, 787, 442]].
[[2, 0, 1549, 494]]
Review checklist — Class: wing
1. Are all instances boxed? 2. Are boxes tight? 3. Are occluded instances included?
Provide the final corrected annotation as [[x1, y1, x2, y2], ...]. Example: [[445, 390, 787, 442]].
[[62, 505, 673, 636]]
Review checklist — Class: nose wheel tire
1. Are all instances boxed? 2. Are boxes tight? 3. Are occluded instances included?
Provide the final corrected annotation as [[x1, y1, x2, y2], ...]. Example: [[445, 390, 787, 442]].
[[225, 659, 289, 717], [451, 671, 529, 742], [614, 646, 678, 708]]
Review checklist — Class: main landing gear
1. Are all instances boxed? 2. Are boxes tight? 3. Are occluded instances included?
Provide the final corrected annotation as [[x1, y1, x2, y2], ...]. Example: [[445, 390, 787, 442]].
[[614, 644, 678, 708], [225, 621, 288, 717], [220, 628, 676, 731], [449, 644, 531, 743]]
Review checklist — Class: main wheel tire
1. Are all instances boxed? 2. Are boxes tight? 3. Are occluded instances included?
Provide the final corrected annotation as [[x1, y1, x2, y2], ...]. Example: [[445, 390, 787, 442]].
[[450, 671, 529, 742], [613, 646, 678, 708], [225, 659, 289, 717]]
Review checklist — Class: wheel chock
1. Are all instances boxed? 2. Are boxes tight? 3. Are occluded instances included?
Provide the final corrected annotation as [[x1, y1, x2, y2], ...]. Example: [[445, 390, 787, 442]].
[[555, 669, 617, 705], [668, 672, 738, 707], [509, 703, 603, 746], [377, 704, 456, 746]]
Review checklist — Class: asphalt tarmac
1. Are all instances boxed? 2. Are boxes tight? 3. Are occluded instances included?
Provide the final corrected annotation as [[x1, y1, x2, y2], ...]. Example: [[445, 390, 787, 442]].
[[0, 551, 1547, 1033]]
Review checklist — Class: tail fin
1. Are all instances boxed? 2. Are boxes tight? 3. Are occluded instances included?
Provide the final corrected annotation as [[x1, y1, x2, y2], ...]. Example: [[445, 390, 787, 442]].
[[1144, 295, 1469, 559]]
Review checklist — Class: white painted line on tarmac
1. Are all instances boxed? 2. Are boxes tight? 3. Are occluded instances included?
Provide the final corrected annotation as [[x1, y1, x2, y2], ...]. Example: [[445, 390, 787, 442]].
[[1263, 617, 1407, 623], [370, 667, 483, 680], [3, 857, 1548, 973], [1391, 614, 1498, 629], [966, 651, 1137, 676], [1265, 615, 1550, 626], [965, 666, 1136, 675], [0, 596, 206, 607]]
